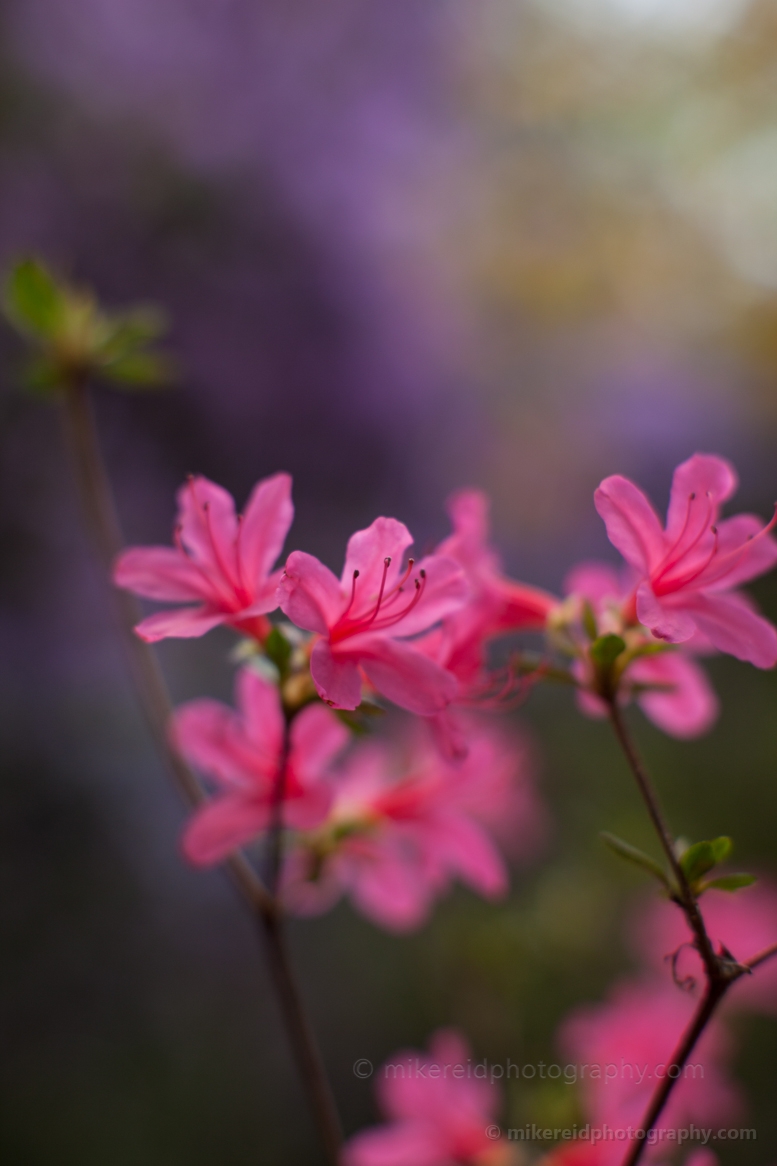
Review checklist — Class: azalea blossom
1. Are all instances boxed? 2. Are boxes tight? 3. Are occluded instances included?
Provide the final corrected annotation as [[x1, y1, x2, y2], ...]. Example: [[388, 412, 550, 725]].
[[344, 1029, 517, 1166], [564, 561, 719, 739], [428, 488, 559, 686], [114, 472, 293, 642], [540, 1146, 716, 1166], [594, 454, 777, 667], [630, 882, 777, 1015], [282, 719, 535, 932], [278, 516, 469, 714], [172, 667, 348, 866], [560, 978, 740, 1165]]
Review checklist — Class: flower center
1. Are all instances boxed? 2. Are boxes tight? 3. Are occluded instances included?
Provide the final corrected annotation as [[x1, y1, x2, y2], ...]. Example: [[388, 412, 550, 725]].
[[331, 556, 427, 642]]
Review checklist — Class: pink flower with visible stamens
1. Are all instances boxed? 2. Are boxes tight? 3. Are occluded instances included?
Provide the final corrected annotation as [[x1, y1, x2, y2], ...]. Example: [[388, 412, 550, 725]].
[[344, 1029, 518, 1166], [594, 454, 777, 667], [564, 561, 719, 739], [278, 517, 469, 714], [282, 719, 533, 932], [114, 472, 293, 642], [173, 668, 348, 866]]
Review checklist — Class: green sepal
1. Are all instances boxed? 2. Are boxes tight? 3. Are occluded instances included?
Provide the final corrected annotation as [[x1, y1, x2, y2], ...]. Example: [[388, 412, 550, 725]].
[[600, 831, 671, 890], [590, 634, 626, 668], [700, 873, 757, 893], [4, 259, 65, 337], [264, 626, 293, 676]]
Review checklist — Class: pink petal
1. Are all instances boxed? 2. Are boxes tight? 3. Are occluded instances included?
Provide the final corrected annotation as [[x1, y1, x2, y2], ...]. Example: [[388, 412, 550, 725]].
[[342, 517, 414, 598], [666, 453, 737, 540], [236, 668, 284, 760], [632, 652, 719, 739], [358, 639, 459, 716], [239, 472, 294, 585], [425, 813, 508, 898], [113, 546, 212, 602], [389, 554, 469, 637], [182, 795, 269, 866], [310, 639, 364, 709], [283, 783, 334, 831], [134, 606, 227, 642], [344, 1121, 444, 1166], [234, 571, 286, 618], [698, 514, 777, 590], [682, 591, 777, 668], [279, 551, 344, 633], [349, 843, 432, 932], [564, 561, 623, 604], [176, 475, 239, 585], [636, 582, 696, 642], [172, 698, 255, 788], [594, 475, 665, 574], [281, 848, 346, 917], [437, 488, 499, 574], [291, 703, 350, 777]]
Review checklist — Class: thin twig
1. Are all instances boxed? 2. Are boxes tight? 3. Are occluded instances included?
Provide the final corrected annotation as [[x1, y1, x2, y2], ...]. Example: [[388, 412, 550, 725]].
[[607, 701, 719, 980], [59, 377, 343, 1165], [621, 982, 724, 1166]]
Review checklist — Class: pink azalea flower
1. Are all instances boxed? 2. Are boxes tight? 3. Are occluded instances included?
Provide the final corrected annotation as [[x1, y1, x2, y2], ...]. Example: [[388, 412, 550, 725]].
[[594, 454, 777, 667], [278, 516, 469, 714], [564, 561, 719, 739], [172, 668, 348, 866], [630, 882, 777, 1015], [114, 472, 293, 642], [344, 1029, 517, 1166], [429, 489, 559, 686], [560, 978, 741, 1165], [282, 719, 531, 931], [541, 1147, 716, 1166]]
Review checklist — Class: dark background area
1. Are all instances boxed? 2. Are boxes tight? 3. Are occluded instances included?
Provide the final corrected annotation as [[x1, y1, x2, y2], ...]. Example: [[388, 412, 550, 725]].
[[1, 0, 777, 1162]]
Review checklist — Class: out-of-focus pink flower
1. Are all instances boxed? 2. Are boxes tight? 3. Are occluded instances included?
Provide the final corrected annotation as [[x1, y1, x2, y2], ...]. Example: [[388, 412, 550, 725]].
[[278, 516, 468, 714], [428, 489, 559, 686], [173, 668, 348, 866], [114, 472, 293, 642], [630, 883, 777, 1015], [564, 561, 719, 739], [344, 1029, 517, 1166], [560, 978, 741, 1165], [594, 454, 777, 668], [541, 1147, 716, 1166], [283, 719, 535, 931]]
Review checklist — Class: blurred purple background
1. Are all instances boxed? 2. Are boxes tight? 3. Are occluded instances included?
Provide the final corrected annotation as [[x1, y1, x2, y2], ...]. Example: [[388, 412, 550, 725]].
[[2, 1, 777, 1162]]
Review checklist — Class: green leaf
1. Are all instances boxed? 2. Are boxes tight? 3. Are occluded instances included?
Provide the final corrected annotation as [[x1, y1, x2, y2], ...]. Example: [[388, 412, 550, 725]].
[[4, 259, 65, 337], [264, 626, 293, 675], [701, 873, 757, 893], [101, 350, 175, 388], [679, 836, 732, 884], [590, 634, 626, 669], [600, 831, 671, 889]]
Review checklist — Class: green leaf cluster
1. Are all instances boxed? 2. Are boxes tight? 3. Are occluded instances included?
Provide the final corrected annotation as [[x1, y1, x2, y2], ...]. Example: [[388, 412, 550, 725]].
[[601, 831, 756, 898], [3, 258, 174, 394]]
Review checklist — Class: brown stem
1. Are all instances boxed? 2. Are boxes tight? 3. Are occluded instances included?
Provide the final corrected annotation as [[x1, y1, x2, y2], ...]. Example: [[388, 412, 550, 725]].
[[59, 378, 342, 1164], [607, 701, 719, 981], [262, 908, 343, 1163], [621, 981, 725, 1166]]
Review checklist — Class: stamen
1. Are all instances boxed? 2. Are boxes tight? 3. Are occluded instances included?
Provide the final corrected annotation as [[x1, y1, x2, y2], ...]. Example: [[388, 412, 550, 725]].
[[686, 503, 777, 589], [201, 499, 237, 588], [342, 570, 360, 617], [379, 558, 415, 611], [654, 491, 714, 586], [362, 558, 391, 626], [368, 569, 427, 632]]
